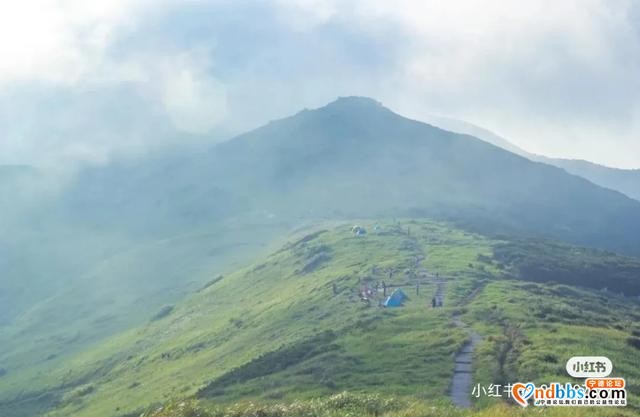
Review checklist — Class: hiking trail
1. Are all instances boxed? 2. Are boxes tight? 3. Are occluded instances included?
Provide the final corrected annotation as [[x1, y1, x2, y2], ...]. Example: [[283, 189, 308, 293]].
[[448, 284, 484, 408]]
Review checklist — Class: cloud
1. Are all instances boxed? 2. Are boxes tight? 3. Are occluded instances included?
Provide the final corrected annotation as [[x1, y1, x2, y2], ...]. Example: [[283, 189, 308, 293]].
[[158, 54, 228, 134], [0, 0, 639, 168], [0, 0, 230, 165], [342, 0, 640, 168], [0, 0, 149, 85]]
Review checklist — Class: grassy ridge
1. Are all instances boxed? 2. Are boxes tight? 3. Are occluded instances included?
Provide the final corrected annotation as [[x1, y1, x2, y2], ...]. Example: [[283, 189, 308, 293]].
[[1, 220, 639, 417], [0, 221, 487, 416]]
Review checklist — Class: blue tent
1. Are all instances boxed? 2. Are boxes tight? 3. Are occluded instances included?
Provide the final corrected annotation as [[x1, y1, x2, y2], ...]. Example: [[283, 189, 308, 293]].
[[383, 288, 408, 307]]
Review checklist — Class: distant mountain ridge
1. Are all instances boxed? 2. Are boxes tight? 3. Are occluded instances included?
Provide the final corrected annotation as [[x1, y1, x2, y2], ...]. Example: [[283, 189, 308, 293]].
[[534, 156, 640, 201], [426, 116, 640, 201]]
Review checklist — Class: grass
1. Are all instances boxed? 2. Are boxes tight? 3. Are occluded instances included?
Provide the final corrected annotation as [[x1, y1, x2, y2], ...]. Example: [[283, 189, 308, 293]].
[[1, 219, 639, 417], [464, 280, 640, 408], [140, 392, 639, 417]]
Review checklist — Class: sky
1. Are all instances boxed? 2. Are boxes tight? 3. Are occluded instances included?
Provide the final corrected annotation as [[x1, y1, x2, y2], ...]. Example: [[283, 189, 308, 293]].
[[0, 0, 639, 169]]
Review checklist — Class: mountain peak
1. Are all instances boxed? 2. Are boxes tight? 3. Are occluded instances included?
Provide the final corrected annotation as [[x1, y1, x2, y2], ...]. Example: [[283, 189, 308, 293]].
[[285, 97, 392, 129], [321, 96, 384, 111], [330, 96, 383, 106], [306, 96, 394, 123]]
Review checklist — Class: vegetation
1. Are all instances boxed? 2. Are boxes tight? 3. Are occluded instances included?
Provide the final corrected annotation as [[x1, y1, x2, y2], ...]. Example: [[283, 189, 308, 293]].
[[1, 219, 638, 417], [492, 239, 640, 295], [141, 393, 639, 417], [465, 280, 640, 407]]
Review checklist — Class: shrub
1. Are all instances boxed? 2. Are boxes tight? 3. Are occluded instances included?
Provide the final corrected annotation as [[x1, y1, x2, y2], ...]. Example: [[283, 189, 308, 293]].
[[627, 336, 640, 350]]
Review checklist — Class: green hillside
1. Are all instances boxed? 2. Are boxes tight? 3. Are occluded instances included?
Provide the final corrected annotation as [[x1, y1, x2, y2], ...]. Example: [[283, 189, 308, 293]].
[[1, 221, 289, 363], [2, 220, 638, 417]]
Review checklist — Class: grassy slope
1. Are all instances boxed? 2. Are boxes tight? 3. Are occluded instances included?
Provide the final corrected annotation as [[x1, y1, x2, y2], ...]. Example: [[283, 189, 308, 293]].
[[467, 280, 640, 407], [1, 220, 639, 417], [0, 219, 293, 417], [141, 393, 639, 417], [0, 219, 290, 369]]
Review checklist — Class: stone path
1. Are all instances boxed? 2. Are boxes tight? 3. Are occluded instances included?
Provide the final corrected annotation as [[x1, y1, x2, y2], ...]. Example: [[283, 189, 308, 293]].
[[447, 282, 486, 408], [449, 316, 482, 407]]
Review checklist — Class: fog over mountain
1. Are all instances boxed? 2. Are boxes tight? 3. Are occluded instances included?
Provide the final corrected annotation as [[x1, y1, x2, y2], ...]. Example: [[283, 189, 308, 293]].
[[1, 1, 640, 169]]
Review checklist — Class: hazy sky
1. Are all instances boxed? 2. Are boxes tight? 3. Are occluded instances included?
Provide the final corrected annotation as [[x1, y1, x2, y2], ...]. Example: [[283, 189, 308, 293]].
[[1, 0, 639, 168]]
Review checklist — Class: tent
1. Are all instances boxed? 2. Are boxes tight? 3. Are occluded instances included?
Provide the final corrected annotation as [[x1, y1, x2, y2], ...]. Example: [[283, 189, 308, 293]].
[[383, 288, 408, 307]]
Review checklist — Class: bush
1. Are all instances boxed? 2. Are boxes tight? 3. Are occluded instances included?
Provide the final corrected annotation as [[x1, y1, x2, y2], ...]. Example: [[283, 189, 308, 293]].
[[627, 336, 640, 350]]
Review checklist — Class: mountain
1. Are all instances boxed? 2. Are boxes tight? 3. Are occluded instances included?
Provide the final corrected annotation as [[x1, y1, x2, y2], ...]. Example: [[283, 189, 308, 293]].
[[1, 220, 638, 417], [2, 97, 640, 417], [427, 116, 640, 201], [3, 97, 640, 360], [25, 97, 640, 257], [199, 96, 640, 255]]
